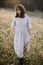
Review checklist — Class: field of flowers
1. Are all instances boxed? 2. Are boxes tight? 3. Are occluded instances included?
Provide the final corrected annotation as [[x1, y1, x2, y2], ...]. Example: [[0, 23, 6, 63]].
[[0, 8, 43, 65]]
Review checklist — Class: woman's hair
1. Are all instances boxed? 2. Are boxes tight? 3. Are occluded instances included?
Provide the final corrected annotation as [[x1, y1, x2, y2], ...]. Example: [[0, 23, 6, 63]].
[[15, 4, 26, 18]]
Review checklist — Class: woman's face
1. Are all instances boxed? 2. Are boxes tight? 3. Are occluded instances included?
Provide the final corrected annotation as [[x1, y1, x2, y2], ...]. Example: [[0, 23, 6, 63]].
[[16, 8, 21, 16]]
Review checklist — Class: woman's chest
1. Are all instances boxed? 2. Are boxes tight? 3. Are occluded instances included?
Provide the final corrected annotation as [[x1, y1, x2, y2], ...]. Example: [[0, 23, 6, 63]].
[[15, 18, 27, 26]]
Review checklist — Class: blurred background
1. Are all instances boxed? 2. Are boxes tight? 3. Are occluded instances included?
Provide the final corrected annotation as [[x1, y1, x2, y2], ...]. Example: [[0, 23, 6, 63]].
[[0, 0, 43, 65], [0, 0, 43, 11]]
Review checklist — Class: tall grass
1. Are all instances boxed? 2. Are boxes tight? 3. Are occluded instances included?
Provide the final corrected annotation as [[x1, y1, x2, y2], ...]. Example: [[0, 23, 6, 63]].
[[0, 8, 43, 65]]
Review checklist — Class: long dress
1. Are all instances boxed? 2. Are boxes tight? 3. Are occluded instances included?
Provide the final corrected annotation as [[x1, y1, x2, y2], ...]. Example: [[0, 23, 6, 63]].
[[11, 14, 32, 58]]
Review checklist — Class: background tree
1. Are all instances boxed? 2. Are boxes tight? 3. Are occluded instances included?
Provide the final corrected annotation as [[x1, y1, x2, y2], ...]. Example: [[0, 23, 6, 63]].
[[0, 0, 43, 11], [34, 0, 43, 11]]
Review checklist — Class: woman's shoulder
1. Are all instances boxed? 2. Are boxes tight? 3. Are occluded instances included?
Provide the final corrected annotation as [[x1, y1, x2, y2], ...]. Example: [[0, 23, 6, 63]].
[[25, 14, 30, 19], [12, 17, 18, 22]]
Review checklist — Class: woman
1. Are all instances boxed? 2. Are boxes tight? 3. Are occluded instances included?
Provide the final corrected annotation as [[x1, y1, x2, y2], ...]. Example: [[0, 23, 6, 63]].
[[6, 4, 32, 65]]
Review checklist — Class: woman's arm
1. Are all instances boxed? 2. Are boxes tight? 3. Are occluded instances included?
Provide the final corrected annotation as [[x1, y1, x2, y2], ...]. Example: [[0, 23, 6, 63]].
[[6, 28, 15, 43], [8, 28, 15, 38], [28, 29, 32, 35], [27, 15, 32, 35], [6, 17, 16, 43]]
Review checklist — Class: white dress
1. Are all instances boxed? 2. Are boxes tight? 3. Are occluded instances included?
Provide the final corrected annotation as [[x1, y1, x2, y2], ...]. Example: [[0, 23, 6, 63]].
[[11, 14, 32, 58]]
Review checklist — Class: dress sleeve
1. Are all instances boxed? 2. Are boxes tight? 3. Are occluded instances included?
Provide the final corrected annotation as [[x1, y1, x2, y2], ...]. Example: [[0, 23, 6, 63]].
[[10, 17, 16, 29], [27, 16, 32, 30]]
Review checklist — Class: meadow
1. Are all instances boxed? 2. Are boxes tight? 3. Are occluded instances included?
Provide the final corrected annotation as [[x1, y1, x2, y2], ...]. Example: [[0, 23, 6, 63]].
[[0, 8, 43, 65]]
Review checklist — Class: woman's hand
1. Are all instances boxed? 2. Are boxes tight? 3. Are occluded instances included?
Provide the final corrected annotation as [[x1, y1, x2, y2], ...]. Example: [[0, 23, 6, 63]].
[[5, 28, 15, 43]]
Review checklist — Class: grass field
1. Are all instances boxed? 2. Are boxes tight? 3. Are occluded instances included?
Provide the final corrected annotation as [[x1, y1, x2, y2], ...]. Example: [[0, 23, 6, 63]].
[[0, 8, 43, 65]]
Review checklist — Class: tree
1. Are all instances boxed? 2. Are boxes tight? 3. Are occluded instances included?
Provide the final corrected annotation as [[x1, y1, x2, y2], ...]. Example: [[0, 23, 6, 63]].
[[34, 0, 43, 11], [19, 0, 35, 11]]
